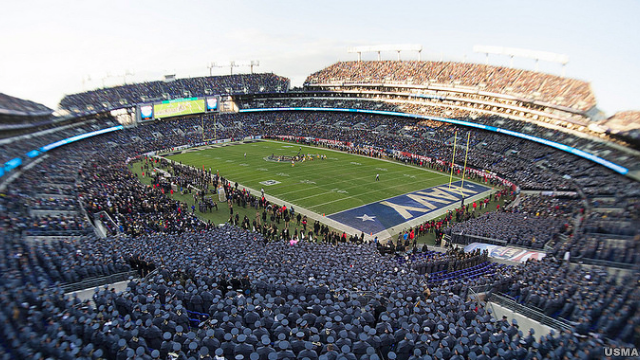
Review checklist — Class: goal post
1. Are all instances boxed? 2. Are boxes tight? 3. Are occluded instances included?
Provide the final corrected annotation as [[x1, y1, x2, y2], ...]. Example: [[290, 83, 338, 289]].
[[201, 96, 239, 143]]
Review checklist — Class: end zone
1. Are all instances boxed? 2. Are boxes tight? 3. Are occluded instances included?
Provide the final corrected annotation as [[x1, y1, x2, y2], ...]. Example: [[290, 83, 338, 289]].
[[327, 180, 492, 235]]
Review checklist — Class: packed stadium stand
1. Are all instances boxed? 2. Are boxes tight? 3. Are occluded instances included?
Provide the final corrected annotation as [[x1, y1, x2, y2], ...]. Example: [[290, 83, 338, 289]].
[[0, 60, 639, 359], [0, 93, 55, 134], [0, 92, 53, 117], [600, 111, 640, 149], [304, 61, 596, 112], [59, 74, 290, 114], [600, 111, 640, 133]]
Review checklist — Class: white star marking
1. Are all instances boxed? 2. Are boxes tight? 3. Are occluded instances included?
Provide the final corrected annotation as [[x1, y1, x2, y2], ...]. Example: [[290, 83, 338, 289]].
[[356, 214, 376, 222]]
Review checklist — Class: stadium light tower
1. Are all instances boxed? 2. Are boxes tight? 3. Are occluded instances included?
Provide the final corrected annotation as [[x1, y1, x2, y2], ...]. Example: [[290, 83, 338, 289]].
[[229, 61, 240, 75], [81, 75, 92, 91], [210, 60, 259, 75], [122, 70, 135, 85], [233, 60, 261, 74], [250, 60, 259, 74], [208, 62, 228, 76], [473, 45, 569, 76], [348, 44, 423, 62], [101, 72, 113, 88]]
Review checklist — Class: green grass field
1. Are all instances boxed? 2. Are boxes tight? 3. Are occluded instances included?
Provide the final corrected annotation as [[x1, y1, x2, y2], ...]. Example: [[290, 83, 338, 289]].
[[165, 140, 460, 215]]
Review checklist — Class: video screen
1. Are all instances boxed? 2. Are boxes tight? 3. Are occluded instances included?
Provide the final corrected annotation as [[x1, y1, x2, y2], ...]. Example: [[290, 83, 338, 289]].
[[153, 98, 205, 119], [140, 104, 154, 120], [206, 97, 219, 112]]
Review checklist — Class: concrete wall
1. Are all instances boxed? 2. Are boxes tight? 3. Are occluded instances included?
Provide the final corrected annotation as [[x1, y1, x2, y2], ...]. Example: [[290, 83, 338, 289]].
[[488, 301, 557, 338], [68, 280, 131, 304]]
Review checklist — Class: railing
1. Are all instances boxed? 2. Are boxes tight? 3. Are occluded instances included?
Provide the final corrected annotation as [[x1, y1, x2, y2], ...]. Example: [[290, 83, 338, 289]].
[[468, 283, 494, 295], [23, 228, 91, 237], [488, 293, 574, 332], [59, 270, 138, 294], [442, 234, 451, 247], [450, 233, 507, 246], [144, 268, 160, 282], [545, 233, 567, 252], [584, 233, 636, 241], [570, 257, 637, 270], [95, 210, 121, 234]]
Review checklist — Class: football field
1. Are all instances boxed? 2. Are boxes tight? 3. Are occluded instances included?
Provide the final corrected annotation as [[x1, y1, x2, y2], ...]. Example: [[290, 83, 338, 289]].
[[164, 140, 491, 235]]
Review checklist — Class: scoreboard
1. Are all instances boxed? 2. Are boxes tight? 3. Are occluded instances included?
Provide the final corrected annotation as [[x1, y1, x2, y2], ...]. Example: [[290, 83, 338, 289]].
[[137, 95, 226, 122]]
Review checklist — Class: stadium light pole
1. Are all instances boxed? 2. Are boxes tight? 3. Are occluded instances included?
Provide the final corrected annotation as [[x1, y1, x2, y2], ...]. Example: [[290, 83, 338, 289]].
[[348, 45, 422, 62], [123, 70, 135, 85], [208, 62, 227, 76], [249, 60, 260, 74], [81, 75, 92, 91], [474, 45, 569, 75], [229, 61, 242, 75]]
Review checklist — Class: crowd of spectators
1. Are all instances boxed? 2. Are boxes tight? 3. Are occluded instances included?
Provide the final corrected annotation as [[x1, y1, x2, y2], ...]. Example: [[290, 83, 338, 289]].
[[1, 221, 638, 359], [0, 232, 131, 286], [0, 117, 118, 164], [0, 92, 52, 116], [54, 67, 636, 178], [553, 234, 640, 265], [605, 111, 640, 149], [550, 199, 640, 265], [304, 61, 596, 111], [15, 106, 640, 198], [253, 111, 639, 196], [501, 258, 640, 344], [78, 158, 207, 237], [60, 74, 290, 113], [4, 108, 640, 205], [239, 96, 639, 172], [445, 195, 580, 249], [600, 111, 640, 134], [1, 104, 640, 358], [1, 154, 92, 238], [406, 247, 489, 276], [304, 83, 598, 141], [28, 198, 79, 211]]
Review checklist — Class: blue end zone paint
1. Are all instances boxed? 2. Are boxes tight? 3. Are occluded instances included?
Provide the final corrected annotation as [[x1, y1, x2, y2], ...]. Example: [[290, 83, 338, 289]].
[[327, 180, 491, 234]]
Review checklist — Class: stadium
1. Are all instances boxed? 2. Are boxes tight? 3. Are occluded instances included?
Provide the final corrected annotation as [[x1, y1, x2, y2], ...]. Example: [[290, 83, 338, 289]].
[[1, 43, 640, 360]]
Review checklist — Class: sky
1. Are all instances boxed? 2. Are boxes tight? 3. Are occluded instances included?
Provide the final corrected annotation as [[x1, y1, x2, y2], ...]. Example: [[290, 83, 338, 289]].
[[1, 0, 638, 116]]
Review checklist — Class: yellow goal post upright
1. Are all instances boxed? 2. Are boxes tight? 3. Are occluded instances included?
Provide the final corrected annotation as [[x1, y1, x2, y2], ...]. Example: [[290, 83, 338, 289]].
[[448, 130, 472, 207], [201, 95, 238, 143], [201, 112, 217, 143]]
